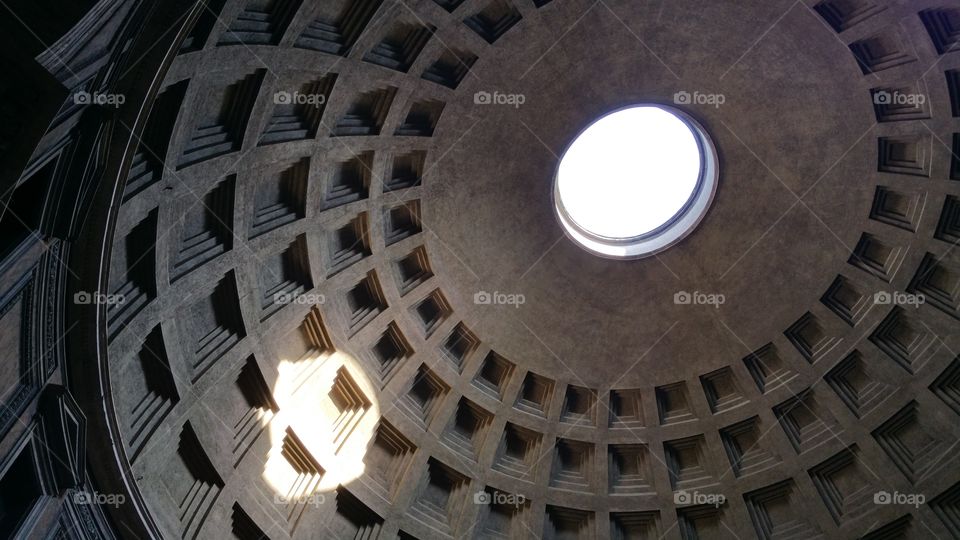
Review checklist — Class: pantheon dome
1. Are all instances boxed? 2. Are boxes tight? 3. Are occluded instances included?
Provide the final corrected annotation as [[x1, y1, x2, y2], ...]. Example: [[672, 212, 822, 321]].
[[2, 0, 960, 538]]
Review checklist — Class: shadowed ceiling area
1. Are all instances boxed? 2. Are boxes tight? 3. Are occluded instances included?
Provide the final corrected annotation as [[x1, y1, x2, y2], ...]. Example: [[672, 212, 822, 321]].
[[2, 0, 960, 539]]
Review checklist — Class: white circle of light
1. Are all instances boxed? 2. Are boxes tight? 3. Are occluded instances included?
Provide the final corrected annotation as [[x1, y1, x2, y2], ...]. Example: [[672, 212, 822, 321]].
[[554, 105, 718, 259]]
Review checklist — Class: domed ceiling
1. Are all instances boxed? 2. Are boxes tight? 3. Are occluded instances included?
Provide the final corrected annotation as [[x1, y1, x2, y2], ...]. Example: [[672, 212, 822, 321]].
[[88, 0, 960, 538]]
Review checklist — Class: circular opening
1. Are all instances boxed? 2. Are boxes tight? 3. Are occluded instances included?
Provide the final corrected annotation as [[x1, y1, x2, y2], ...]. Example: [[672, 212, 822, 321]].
[[553, 105, 718, 259]]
